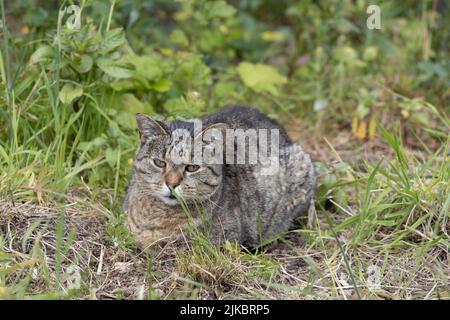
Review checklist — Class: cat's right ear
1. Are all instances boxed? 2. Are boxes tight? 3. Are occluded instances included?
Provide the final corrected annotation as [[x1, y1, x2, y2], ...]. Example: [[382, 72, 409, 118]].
[[136, 113, 169, 140]]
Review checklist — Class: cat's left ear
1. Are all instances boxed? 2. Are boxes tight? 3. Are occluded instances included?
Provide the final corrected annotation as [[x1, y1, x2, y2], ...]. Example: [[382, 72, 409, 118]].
[[136, 113, 169, 140]]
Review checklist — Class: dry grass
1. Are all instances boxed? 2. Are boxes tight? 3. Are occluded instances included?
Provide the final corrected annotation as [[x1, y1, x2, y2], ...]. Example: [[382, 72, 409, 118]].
[[1, 199, 448, 300]]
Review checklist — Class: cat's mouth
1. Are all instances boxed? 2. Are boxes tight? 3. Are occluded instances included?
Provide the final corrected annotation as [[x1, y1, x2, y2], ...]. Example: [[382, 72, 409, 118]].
[[159, 185, 183, 205], [160, 194, 179, 205]]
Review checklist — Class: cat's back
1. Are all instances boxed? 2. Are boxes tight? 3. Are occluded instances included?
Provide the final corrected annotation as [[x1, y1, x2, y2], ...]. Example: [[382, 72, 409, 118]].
[[206, 106, 315, 246], [204, 106, 292, 143]]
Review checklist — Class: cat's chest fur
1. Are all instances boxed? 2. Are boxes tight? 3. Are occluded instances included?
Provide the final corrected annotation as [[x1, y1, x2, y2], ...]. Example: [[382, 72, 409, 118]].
[[125, 190, 200, 247]]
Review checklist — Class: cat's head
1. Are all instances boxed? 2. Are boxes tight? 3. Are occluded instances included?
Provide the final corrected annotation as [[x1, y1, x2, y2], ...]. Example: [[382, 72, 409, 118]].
[[132, 113, 227, 206]]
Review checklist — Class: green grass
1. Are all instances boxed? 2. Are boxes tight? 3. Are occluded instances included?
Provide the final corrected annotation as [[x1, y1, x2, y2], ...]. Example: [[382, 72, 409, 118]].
[[0, 0, 449, 300]]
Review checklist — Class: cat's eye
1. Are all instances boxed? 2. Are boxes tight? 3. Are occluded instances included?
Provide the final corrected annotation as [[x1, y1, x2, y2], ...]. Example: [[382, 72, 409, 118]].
[[153, 159, 166, 168], [185, 164, 200, 172]]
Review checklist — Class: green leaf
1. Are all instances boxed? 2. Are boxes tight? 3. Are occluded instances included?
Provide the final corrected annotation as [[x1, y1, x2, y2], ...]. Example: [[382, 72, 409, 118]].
[[170, 29, 189, 47], [363, 46, 379, 61], [337, 17, 360, 33], [335, 46, 358, 62], [356, 103, 370, 119], [110, 80, 136, 91], [59, 83, 83, 105], [323, 174, 337, 187], [108, 121, 120, 138], [206, 1, 236, 19], [126, 54, 163, 81], [237, 62, 287, 96], [333, 189, 349, 214], [72, 54, 93, 73], [30, 45, 55, 65], [99, 28, 126, 54], [78, 137, 107, 152], [152, 79, 172, 92], [105, 147, 119, 168], [412, 112, 430, 125], [214, 81, 236, 97], [96, 57, 134, 79], [164, 96, 204, 118], [173, 54, 212, 87], [119, 93, 146, 113]]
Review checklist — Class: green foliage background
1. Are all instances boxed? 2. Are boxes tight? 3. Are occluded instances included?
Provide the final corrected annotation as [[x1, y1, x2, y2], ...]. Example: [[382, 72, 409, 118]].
[[2, 0, 449, 196]]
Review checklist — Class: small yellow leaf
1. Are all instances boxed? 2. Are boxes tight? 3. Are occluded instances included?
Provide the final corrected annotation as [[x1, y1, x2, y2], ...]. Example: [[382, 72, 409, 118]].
[[352, 117, 359, 134], [261, 31, 285, 42], [368, 115, 377, 139], [219, 25, 229, 34], [401, 110, 410, 118], [356, 121, 367, 141], [21, 26, 30, 34]]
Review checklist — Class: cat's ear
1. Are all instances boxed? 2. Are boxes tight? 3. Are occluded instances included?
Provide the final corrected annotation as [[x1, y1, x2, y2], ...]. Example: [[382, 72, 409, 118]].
[[196, 123, 228, 143], [136, 113, 169, 140]]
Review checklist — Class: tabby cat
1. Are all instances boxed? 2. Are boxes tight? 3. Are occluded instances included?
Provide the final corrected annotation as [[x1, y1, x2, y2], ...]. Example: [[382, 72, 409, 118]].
[[123, 106, 315, 248]]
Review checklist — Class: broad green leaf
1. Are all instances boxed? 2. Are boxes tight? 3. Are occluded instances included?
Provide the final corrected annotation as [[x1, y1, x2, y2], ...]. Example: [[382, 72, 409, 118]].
[[173, 54, 212, 87], [213, 81, 236, 97], [170, 29, 189, 47], [30, 45, 55, 65], [323, 174, 337, 187], [105, 147, 119, 168], [59, 83, 83, 105], [115, 111, 138, 129], [72, 54, 93, 73], [108, 121, 120, 138], [99, 28, 126, 54], [206, 1, 236, 19], [111, 93, 155, 129], [78, 137, 107, 152], [96, 57, 134, 79], [356, 103, 369, 119], [333, 189, 349, 214], [110, 79, 136, 91], [119, 93, 146, 113], [164, 96, 204, 118], [126, 54, 163, 81], [412, 112, 430, 125], [152, 79, 172, 92], [237, 62, 287, 96]]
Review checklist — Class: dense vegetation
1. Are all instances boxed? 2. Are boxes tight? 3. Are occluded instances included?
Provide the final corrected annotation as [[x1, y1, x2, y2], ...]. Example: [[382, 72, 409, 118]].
[[0, 0, 449, 299]]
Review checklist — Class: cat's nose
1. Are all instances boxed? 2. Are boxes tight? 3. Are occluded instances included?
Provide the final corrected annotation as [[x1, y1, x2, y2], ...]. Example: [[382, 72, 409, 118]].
[[165, 181, 180, 189], [165, 172, 181, 189]]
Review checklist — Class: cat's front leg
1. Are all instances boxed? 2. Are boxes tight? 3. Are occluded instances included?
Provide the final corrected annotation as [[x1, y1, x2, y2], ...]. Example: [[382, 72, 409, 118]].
[[207, 206, 243, 245]]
